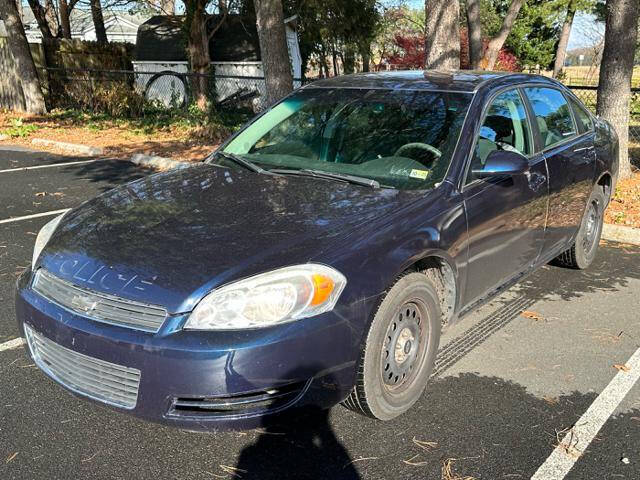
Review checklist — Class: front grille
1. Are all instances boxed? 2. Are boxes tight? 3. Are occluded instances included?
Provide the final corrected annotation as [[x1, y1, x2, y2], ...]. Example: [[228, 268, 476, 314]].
[[24, 324, 141, 409], [32, 269, 167, 333]]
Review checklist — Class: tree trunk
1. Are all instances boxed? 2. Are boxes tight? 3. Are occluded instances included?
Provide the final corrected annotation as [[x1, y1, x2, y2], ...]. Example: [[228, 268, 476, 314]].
[[161, 0, 175, 14], [343, 45, 356, 74], [44, 0, 59, 36], [361, 48, 370, 72], [186, 1, 210, 111], [553, 1, 576, 78], [466, 0, 483, 69], [90, 0, 108, 44], [58, 0, 71, 39], [331, 45, 338, 76], [424, 0, 460, 70], [597, 0, 640, 180], [26, 0, 54, 38], [484, 0, 525, 70], [0, 0, 47, 113], [254, 0, 293, 105], [14, 0, 21, 18]]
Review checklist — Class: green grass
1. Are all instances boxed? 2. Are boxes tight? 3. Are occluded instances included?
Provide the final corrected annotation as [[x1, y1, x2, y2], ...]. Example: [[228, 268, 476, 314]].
[[2, 118, 39, 138]]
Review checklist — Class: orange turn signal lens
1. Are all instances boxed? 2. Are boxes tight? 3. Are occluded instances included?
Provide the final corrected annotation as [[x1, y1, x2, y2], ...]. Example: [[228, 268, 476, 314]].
[[310, 274, 335, 306]]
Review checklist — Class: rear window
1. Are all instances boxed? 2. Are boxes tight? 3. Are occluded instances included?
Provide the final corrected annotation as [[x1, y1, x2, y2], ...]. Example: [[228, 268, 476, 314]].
[[524, 87, 576, 149]]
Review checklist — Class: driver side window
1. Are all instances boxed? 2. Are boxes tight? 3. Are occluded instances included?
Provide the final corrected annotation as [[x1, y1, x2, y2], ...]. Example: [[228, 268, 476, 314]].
[[466, 89, 532, 184]]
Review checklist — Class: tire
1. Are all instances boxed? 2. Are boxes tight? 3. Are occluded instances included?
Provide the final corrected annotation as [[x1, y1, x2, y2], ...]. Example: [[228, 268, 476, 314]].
[[343, 272, 441, 420], [554, 187, 606, 270]]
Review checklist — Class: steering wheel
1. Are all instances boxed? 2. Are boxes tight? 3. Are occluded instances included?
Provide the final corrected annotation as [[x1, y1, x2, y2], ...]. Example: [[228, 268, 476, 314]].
[[394, 142, 442, 161]]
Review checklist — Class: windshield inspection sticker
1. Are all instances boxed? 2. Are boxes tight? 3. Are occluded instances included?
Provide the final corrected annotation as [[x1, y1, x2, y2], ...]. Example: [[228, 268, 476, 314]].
[[409, 169, 429, 180]]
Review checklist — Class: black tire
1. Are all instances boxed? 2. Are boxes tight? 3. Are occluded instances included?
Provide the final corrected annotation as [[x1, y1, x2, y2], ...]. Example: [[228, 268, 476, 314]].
[[554, 187, 606, 270], [343, 272, 441, 420]]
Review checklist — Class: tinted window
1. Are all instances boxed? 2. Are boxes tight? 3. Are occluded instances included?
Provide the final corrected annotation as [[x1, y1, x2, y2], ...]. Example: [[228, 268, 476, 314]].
[[569, 97, 593, 134], [524, 87, 576, 148], [466, 89, 532, 184], [223, 88, 472, 190]]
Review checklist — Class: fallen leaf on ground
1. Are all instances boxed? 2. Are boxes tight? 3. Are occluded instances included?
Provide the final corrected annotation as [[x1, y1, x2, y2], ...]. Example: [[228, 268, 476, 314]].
[[441, 458, 476, 480], [412, 437, 438, 451], [543, 396, 559, 406], [6, 452, 18, 464], [613, 364, 631, 372], [521, 310, 544, 321], [403, 454, 429, 466], [35, 192, 46, 197], [219, 465, 247, 478]]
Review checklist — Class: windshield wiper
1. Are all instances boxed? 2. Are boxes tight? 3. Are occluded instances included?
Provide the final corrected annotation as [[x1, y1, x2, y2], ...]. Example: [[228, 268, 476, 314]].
[[212, 151, 274, 175], [271, 169, 380, 189]]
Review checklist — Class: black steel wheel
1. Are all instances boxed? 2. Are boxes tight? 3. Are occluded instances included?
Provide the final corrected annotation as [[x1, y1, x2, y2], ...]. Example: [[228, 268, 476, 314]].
[[343, 272, 441, 421], [554, 186, 605, 270]]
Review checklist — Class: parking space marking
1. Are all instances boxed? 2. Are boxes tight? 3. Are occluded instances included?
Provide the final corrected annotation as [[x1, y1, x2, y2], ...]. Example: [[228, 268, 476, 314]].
[[0, 337, 24, 352], [0, 159, 103, 174], [0, 208, 70, 225], [532, 345, 640, 480]]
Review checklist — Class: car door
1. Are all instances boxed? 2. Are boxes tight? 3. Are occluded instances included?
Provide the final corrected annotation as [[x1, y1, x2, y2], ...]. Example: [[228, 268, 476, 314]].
[[523, 87, 596, 255], [462, 88, 549, 305]]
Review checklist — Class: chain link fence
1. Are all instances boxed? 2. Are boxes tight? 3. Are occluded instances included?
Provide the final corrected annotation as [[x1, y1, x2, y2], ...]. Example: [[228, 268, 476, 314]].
[[39, 67, 304, 116], [568, 85, 640, 145]]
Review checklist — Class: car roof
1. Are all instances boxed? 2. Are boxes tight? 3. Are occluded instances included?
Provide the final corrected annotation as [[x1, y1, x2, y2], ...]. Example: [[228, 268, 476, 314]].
[[303, 70, 562, 93]]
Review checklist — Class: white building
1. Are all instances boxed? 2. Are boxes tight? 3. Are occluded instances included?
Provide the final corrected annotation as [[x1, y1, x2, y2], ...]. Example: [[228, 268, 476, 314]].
[[133, 14, 302, 110]]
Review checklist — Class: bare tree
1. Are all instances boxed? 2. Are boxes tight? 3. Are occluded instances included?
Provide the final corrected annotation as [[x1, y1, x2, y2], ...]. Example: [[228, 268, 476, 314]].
[[597, 0, 640, 180], [466, 0, 483, 69], [553, 0, 577, 78], [25, 0, 54, 38], [483, 0, 525, 70], [254, 0, 293, 104], [424, 0, 460, 69], [0, 0, 47, 113], [90, 0, 108, 44]]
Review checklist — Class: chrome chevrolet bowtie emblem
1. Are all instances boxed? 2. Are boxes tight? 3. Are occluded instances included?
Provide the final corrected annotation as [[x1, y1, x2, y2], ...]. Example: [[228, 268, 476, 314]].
[[71, 295, 99, 313]]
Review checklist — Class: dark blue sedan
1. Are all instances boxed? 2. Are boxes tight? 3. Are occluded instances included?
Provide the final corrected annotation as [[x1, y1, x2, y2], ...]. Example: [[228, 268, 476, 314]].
[[16, 71, 618, 430]]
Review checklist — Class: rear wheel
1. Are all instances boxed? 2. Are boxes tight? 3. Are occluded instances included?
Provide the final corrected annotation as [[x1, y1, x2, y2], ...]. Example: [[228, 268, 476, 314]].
[[555, 187, 605, 270], [343, 272, 441, 420]]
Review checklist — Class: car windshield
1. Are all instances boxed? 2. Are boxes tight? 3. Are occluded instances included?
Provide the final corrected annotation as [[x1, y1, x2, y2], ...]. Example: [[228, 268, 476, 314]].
[[219, 88, 472, 190]]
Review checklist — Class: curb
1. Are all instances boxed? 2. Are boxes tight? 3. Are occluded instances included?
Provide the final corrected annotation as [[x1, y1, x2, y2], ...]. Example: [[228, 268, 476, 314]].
[[130, 154, 192, 170], [31, 138, 103, 156], [602, 223, 640, 246]]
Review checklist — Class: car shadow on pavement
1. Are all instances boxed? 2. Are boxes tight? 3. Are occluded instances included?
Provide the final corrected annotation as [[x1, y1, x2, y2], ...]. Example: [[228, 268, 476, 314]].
[[519, 241, 640, 303]]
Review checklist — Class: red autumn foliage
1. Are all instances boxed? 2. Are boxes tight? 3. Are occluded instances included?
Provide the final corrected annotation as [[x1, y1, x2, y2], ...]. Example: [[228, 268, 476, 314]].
[[382, 27, 520, 72]]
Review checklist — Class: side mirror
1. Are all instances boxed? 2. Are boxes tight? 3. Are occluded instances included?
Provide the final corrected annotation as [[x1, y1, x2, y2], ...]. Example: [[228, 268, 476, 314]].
[[472, 150, 529, 178]]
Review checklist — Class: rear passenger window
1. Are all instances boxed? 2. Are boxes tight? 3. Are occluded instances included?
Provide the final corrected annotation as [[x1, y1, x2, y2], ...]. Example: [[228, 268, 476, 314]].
[[569, 97, 594, 134], [466, 89, 532, 183], [524, 87, 576, 148]]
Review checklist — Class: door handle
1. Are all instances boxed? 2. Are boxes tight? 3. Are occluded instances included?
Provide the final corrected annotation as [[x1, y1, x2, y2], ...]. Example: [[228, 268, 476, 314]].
[[573, 146, 595, 153], [527, 172, 546, 192]]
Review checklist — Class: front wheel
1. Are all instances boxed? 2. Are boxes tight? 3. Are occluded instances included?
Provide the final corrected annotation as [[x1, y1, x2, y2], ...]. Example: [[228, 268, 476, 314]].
[[342, 272, 441, 420], [555, 187, 606, 270]]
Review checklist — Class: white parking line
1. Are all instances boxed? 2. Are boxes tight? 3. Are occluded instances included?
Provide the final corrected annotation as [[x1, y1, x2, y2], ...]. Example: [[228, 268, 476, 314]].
[[0, 337, 25, 352], [531, 346, 640, 480], [0, 208, 70, 225], [0, 159, 103, 174]]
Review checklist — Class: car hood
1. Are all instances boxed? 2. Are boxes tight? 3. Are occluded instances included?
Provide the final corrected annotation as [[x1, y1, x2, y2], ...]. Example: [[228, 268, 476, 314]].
[[39, 164, 418, 313]]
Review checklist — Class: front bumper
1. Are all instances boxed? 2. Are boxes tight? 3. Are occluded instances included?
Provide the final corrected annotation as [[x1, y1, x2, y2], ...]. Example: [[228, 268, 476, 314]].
[[15, 270, 371, 431]]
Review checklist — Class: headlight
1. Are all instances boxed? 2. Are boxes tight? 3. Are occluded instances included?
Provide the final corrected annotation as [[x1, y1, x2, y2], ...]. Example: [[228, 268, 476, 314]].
[[32, 214, 65, 268], [185, 264, 347, 330]]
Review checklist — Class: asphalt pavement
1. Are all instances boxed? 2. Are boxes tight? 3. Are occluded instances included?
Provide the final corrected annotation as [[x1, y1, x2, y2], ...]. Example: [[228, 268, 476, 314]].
[[0, 147, 639, 480]]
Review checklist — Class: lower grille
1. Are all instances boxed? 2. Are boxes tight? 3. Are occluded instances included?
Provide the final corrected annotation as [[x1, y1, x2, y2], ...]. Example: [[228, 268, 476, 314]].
[[168, 382, 307, 418], [24, 324, 141, 409]]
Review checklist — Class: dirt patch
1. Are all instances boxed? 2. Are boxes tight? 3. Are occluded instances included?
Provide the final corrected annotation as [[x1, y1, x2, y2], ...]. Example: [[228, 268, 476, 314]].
[[0, 111, 221, 162]]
